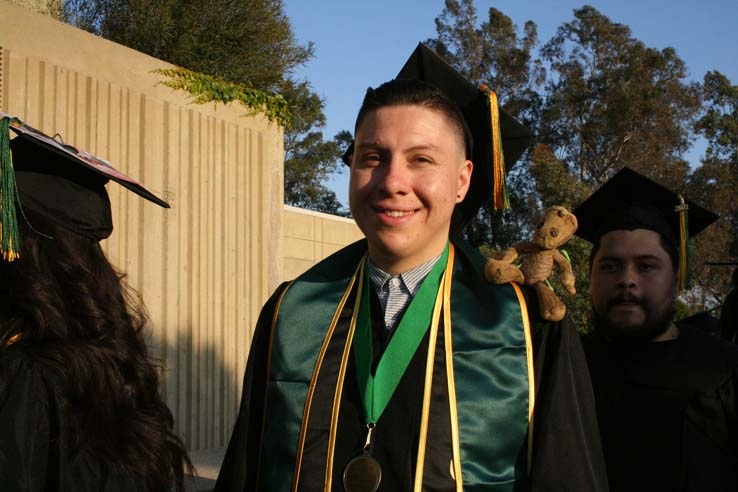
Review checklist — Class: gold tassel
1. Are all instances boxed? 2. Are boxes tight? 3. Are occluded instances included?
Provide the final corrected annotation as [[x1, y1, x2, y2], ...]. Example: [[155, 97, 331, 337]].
[[482, 86, 509, 210], [675, 194, 689, 292]]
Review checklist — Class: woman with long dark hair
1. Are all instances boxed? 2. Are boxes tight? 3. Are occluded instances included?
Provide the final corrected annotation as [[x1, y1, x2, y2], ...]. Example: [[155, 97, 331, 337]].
[[0, 116, 191, 492]]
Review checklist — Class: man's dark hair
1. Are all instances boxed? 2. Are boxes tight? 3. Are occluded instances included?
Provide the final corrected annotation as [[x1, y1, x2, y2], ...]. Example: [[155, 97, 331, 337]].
[[353, 79, 472, 158]]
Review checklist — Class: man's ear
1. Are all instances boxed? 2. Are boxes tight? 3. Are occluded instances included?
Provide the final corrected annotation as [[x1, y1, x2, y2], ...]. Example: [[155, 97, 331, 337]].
[[456, 160, 473, 203]]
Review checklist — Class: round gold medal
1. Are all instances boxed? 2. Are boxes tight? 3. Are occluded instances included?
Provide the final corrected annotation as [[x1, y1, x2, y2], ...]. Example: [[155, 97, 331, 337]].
[[342, 454, 382, 492]]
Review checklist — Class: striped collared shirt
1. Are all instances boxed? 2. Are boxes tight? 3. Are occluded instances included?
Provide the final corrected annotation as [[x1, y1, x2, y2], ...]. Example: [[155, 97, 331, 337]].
[[367, 253, 442, 331]]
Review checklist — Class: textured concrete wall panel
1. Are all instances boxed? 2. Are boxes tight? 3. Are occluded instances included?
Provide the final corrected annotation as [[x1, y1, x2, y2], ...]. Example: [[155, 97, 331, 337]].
[[281, 206, 363, 281]]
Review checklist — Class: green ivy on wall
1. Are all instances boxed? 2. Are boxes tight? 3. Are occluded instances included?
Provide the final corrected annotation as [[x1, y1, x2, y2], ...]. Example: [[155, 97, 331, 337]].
[[155, 68, 291, 128]]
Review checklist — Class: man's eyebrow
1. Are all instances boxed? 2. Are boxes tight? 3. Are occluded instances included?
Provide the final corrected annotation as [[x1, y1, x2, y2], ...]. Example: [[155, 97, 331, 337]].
[[595, 256, 621, 263], [403, 143, 444, 153], [354, 142, 386, 152], [354, 142, 444, 153], [597, 254, 664, 262], [635, 254, 664, 262]]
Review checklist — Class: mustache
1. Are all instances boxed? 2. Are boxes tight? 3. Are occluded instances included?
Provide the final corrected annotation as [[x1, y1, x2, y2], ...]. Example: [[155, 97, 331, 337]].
[[607, 294, 644, 308]]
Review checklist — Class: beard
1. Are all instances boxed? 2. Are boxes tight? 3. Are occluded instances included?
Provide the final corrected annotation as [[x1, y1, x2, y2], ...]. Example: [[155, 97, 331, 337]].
[[592, 294, 676, 343]]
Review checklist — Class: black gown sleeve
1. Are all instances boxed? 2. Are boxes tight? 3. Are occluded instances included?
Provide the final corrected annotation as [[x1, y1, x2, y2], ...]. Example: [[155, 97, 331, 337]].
[[683, 328, 738, 490], [684, 366, 738, 491], [214, 283, 290, 492], [525, 294, 609, 492]]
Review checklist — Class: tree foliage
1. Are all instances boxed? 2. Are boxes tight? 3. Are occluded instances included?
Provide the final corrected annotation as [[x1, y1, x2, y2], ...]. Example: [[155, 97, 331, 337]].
[[63, 0, 346, 213], [690, 71, 738, 308], [539, 6, 700, 188], [278, 78, 347, 214], [64, 0, 312, 90], [685, 161, 737, 308], [155, 68, 291, 127], [697, 71, 738, 164]]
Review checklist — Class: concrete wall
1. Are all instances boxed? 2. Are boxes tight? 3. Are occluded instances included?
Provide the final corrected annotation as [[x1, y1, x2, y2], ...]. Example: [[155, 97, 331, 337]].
[[0, 1, 284, 451], [282, 205, 364, 280]]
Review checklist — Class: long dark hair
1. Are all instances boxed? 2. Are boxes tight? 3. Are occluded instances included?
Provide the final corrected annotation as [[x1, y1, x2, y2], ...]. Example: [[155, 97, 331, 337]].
[[0, 211, 191, 492]]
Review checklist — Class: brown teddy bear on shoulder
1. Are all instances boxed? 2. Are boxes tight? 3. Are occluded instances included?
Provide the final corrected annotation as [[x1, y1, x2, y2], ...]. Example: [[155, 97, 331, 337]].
[[484, 206, 578, 322]]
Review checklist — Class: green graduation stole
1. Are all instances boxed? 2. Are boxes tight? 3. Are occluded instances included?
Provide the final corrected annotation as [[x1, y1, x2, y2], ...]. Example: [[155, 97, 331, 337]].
[[259, 240, 532, 492], [354, 244, 449, 426]]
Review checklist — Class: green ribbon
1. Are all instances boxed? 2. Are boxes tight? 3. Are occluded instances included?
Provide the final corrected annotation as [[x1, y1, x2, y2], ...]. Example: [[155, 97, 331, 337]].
[[353, 243, 449, 424]]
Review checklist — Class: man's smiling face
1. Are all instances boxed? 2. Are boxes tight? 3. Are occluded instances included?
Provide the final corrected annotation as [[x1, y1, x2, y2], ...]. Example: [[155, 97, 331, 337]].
[[348, 104, 472, 274]]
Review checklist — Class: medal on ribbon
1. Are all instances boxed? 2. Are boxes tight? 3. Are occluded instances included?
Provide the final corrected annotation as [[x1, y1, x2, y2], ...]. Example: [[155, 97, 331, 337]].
[[343, 243, 449, 491]]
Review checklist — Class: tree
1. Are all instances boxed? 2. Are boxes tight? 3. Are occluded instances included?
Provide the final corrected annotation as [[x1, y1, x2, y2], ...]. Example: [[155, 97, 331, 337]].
[[63, 0, 346, 213], [426, 0, 544, 249], [279, 78, 348, 214], [690, 71, 738, 308], [685, 161, 737, 309], [532, 6, 711, 325], [539, 6, 701, 189], [697, 71, 738, 164]]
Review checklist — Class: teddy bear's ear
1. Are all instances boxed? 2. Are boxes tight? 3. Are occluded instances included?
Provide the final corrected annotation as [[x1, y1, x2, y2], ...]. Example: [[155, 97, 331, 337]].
[[557, 208, 566, 218]]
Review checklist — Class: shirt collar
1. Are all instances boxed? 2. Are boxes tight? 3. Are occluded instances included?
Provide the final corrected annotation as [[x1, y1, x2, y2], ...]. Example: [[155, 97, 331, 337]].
[[366, 253, 442, 295]]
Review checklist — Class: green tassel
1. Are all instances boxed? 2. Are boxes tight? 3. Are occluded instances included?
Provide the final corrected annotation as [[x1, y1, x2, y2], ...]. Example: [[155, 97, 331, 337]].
[[684, 206, 691, 289], [0, 117, 20, 261]]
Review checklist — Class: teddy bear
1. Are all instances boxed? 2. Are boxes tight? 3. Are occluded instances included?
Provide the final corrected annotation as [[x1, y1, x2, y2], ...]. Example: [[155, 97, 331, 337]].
[[484, 206, 578, 322]]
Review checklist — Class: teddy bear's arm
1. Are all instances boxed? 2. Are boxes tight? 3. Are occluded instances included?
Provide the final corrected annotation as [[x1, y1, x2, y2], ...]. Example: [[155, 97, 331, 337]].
[[497, 247, 520, 263], [553, 249, 576, 295]]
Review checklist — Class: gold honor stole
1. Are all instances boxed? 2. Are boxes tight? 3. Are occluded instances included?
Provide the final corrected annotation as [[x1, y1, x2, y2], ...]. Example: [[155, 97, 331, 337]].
[[257, 240, 534, 491]]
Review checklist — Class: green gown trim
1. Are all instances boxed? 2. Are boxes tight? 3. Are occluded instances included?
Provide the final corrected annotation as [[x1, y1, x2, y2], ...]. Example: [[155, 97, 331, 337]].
[[258, 239, 531, 491]]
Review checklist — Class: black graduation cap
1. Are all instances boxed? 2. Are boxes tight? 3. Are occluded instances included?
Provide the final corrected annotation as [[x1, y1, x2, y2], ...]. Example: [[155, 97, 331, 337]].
[[343, 43, 533, 232], [0, 112, 169, 261], [574, 166, 719, 290]]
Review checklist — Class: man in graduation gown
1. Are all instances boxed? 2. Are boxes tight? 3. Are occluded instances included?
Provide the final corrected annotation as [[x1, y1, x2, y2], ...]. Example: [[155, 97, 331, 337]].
[[215, 44, 608, 492], [575, 167, 738, 491]]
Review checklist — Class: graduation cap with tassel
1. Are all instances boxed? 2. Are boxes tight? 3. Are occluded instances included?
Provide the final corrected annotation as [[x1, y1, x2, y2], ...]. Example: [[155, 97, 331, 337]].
[[574, 167, 719, 292], [0, 111, 169, 262], [342, 43, 533, 234]]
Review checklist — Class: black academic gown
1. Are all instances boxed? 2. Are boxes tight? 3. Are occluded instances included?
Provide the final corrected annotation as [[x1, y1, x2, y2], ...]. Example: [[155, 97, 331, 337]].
[[583, 323, 738, 492], [0, 349, 147, 492], [216, 243, 608, 492]]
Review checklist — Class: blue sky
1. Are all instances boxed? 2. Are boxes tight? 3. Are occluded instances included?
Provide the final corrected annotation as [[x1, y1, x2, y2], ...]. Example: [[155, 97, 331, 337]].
[[282, 0, 738, 207]]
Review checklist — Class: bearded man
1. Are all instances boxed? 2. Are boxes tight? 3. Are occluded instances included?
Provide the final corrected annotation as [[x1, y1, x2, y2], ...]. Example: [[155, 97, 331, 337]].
[[576, 167, 738, 492]]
